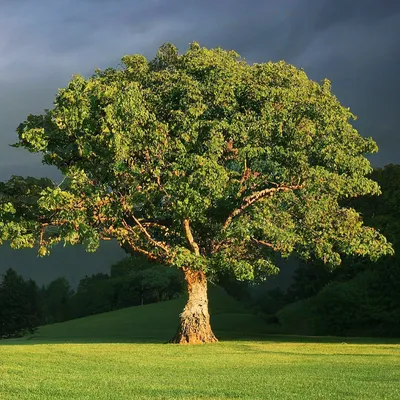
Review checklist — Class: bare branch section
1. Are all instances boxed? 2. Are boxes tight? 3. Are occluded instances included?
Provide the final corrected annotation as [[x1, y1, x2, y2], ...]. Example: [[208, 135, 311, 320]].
[[252, 237, 276, 250], [122, 236, 159, 262], [118, 192, 170, 261], [121, 218, 169, 263], [130, 214, 170, 254], [223, 184, 303, 230], [183, 219, 200, 256], [237, 159, 248, 197]]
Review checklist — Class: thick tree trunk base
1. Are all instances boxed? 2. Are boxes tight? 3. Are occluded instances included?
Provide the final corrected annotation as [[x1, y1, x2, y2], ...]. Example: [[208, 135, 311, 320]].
[[170, 322, 218, 344], [170, 268, 218, 344]]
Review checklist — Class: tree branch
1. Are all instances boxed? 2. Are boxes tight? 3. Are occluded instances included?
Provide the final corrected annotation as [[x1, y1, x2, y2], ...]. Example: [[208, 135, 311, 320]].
[[223, 184, 303, 229], [119, 192, 170, 255], [140, 221, 169, 231], [130, 214, 170, 254], [251, 237, 276, 250], [121, 217, 169, 256], [183, 219, 200, 256], [237, 159, 249, 197], [212, 238, 233, 254], [122, 237, 159, 262]]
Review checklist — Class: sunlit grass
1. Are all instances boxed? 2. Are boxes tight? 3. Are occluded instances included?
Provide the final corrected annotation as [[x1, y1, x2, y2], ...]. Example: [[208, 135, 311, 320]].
[[1, 285, 399, 399], [1, 340, 400, 399]]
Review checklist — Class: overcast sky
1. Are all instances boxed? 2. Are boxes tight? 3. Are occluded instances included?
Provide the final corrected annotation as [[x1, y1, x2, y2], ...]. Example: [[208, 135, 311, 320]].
[[1, 0, 399, 181]]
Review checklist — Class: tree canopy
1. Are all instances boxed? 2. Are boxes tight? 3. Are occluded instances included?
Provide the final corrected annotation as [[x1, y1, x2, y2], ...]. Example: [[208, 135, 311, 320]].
[[0, 43, 393, 342]]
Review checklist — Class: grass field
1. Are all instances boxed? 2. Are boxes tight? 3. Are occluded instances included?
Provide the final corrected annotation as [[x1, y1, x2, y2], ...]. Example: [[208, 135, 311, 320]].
[[1, 285, 399, 399]]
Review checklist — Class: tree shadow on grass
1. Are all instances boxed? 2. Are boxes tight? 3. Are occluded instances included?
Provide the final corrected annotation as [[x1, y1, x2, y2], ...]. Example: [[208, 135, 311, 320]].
[[1, 305, 399, 346], [0, 329, 176, 345], [0, 337, 168, 345], [2, 329, 400, 346], [218, 332, 400, 345]]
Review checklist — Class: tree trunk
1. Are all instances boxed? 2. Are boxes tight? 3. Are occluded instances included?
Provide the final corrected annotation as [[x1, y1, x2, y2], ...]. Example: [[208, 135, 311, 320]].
[[170, 268, 218, 344]]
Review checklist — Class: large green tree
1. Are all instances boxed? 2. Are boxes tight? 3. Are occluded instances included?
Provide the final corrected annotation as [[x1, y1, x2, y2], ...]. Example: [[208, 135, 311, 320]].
[[0, 43, 393, 343]]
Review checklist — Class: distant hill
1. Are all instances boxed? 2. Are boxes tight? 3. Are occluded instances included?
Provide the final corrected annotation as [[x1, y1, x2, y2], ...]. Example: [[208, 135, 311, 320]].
[[33, 284, 270, 343], [0, 241, 125, 287]]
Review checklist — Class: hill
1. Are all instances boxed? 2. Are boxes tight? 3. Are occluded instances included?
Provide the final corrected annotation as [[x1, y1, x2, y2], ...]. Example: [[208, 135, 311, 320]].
[[33, 284, 269, 343]]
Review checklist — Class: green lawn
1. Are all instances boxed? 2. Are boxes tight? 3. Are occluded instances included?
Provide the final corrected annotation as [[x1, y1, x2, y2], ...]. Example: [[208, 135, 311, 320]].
[[1, 285, 399, 399]]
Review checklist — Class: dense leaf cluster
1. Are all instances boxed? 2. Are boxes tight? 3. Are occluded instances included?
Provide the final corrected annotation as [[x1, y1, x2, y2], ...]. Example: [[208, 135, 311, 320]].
[[0, 43, 392, 281], [277, 165, 400, 336]]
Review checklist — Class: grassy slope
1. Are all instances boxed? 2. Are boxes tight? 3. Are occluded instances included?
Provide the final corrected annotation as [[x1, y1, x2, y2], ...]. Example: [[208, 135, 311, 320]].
[[1, 285, 400, 399], [33, 284, 269, 343]]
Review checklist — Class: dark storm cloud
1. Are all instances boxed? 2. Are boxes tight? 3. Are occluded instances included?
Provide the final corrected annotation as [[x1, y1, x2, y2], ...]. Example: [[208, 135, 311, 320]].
[[313, 0, 400, 28], [1, 0, 399, 178], [288, 0, 400, 166]]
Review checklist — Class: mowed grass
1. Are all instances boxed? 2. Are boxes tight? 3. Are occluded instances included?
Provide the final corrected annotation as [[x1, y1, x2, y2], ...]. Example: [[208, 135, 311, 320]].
[[1, 285, 400, 399]]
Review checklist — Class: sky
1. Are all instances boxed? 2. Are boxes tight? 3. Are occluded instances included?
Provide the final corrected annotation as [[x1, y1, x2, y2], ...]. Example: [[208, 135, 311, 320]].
[[0, 0, 399, 283]]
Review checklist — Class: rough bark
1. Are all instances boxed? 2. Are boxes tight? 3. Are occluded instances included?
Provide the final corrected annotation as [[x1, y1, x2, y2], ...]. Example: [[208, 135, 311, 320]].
[[170, 268, 218, 344]]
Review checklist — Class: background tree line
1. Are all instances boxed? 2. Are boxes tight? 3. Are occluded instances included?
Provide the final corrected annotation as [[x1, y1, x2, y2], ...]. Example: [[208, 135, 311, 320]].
[[0, 255, 183, 338], [233, 164, 400, 337]]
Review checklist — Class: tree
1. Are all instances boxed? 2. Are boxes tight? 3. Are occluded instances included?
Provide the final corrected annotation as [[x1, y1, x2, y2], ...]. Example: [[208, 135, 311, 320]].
[[110, 254, 152, 278], [43, 277, 73, 323], [77, 273, 110, 293], [352, 164, 400, 248], [0, 43, 393, 343], [111, 255, 184, 302], [25, 278, 42, 328], [72, 276, 115, 317], [0, 269, 41, 338]]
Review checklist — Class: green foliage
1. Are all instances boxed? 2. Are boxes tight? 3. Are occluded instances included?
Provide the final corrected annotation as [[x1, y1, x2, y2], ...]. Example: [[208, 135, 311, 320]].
[[352, 164, 400, 247], [42, 277, 74, 323], [278, 262, 400, 337], [0, 43, 392, 283], [111, 255, 184, 301], [284, 262, 333, 303], [251, 287, 286, 319], [311, 274, 376, 335], [284, 257, 365, 305], [278, 164, 400, 337], [276, 298, 316, 335], [72, 277, 117, 317], [0, 269, 41, 338], [77, 273, 109, 292], [67, 256, 184, 319]]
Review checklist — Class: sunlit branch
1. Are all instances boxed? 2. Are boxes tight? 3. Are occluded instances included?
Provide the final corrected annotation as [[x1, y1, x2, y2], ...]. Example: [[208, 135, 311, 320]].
[[183, 219, 200, 256], [223, 184, 303, 230], [130, 214, 170, 254], [251, 237, 277, 250]]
